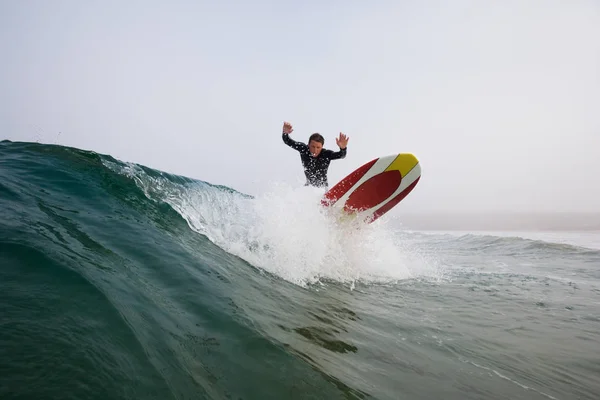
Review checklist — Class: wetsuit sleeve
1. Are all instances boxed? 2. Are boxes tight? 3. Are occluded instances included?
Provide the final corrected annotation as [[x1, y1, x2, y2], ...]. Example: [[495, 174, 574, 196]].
[[282, 133, 307, 152], [326, 147, 347, 160]]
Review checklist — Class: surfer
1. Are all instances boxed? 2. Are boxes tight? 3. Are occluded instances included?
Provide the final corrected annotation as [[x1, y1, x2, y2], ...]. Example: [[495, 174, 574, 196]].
[[281, 121, 349, 188]]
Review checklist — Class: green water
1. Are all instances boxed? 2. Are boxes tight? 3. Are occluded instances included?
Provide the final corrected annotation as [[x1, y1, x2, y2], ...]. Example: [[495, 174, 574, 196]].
[[2, 140, 599, 399]]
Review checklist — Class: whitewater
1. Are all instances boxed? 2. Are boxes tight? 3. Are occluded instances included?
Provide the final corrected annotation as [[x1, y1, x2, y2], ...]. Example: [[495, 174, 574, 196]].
[[1, 140, 599, 400]]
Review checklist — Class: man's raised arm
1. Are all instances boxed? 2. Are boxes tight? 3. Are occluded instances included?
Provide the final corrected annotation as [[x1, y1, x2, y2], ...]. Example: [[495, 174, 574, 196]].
[[281, 121, 306, 152], [327, 132, 349, 160]]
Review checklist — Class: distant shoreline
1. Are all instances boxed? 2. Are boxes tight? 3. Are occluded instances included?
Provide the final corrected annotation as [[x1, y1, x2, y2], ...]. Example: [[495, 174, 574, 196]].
[[394, 212, 600, 231]]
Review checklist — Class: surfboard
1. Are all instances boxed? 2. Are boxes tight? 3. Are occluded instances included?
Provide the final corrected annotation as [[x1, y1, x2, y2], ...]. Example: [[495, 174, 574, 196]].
[[321, 153, 421, 224]]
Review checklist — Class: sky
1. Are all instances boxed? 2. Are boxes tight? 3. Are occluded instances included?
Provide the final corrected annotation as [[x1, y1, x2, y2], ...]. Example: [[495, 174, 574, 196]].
[[1, 0, 599, 214]]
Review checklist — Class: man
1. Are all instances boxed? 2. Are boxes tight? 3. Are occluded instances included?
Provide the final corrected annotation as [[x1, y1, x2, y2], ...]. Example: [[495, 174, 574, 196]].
[[281, 121, 349, 188]]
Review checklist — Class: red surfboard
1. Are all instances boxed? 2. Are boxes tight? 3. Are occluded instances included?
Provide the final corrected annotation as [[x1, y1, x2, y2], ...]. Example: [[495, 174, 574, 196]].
[[322, 153, 421, 223]]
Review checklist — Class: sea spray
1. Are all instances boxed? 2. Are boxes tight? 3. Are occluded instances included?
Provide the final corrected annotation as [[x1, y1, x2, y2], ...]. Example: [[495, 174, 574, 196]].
[[107, 162, 445, 287]]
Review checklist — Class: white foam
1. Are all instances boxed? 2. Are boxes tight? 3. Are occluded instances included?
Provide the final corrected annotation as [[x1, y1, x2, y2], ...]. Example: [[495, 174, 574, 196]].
[[170, 181, 444, 288], [105, 159, 444, 288]]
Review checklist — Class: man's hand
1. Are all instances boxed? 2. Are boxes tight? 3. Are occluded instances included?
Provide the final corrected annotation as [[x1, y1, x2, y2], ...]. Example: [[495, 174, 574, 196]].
[[336, 132, 349, 149], [282, 121, 293, 135]]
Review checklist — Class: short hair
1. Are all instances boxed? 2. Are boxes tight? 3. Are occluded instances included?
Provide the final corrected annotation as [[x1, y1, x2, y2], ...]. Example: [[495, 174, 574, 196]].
[[308, 133, 324, 145]]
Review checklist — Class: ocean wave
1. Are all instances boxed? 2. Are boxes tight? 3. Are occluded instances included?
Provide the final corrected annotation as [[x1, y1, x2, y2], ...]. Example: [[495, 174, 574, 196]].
[[3, 140, 599, 400]]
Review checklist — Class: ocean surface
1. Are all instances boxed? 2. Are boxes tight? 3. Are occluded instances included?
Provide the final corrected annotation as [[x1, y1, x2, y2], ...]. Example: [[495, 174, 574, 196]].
[[1, 140, 599, 400]]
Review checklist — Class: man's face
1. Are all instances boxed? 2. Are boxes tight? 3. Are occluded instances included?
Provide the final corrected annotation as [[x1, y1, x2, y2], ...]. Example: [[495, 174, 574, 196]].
[[309, 140, 323, 157]]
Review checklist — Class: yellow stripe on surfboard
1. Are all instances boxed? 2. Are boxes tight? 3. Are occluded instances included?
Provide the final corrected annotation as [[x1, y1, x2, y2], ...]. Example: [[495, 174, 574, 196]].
[[384, 153, 419, 177]]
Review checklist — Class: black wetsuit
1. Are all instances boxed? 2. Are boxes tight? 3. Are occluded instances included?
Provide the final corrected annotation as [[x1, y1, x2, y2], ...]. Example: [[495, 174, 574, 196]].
[[282, 133, 347, 188]]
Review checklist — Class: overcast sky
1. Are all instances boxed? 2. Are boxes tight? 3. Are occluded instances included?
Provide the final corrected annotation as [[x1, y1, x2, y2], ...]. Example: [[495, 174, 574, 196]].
[[1, 0, 599, 213]]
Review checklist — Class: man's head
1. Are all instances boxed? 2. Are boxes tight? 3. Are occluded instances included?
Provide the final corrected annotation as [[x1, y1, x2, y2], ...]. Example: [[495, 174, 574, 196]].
[[308, 133, 324, 157]]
